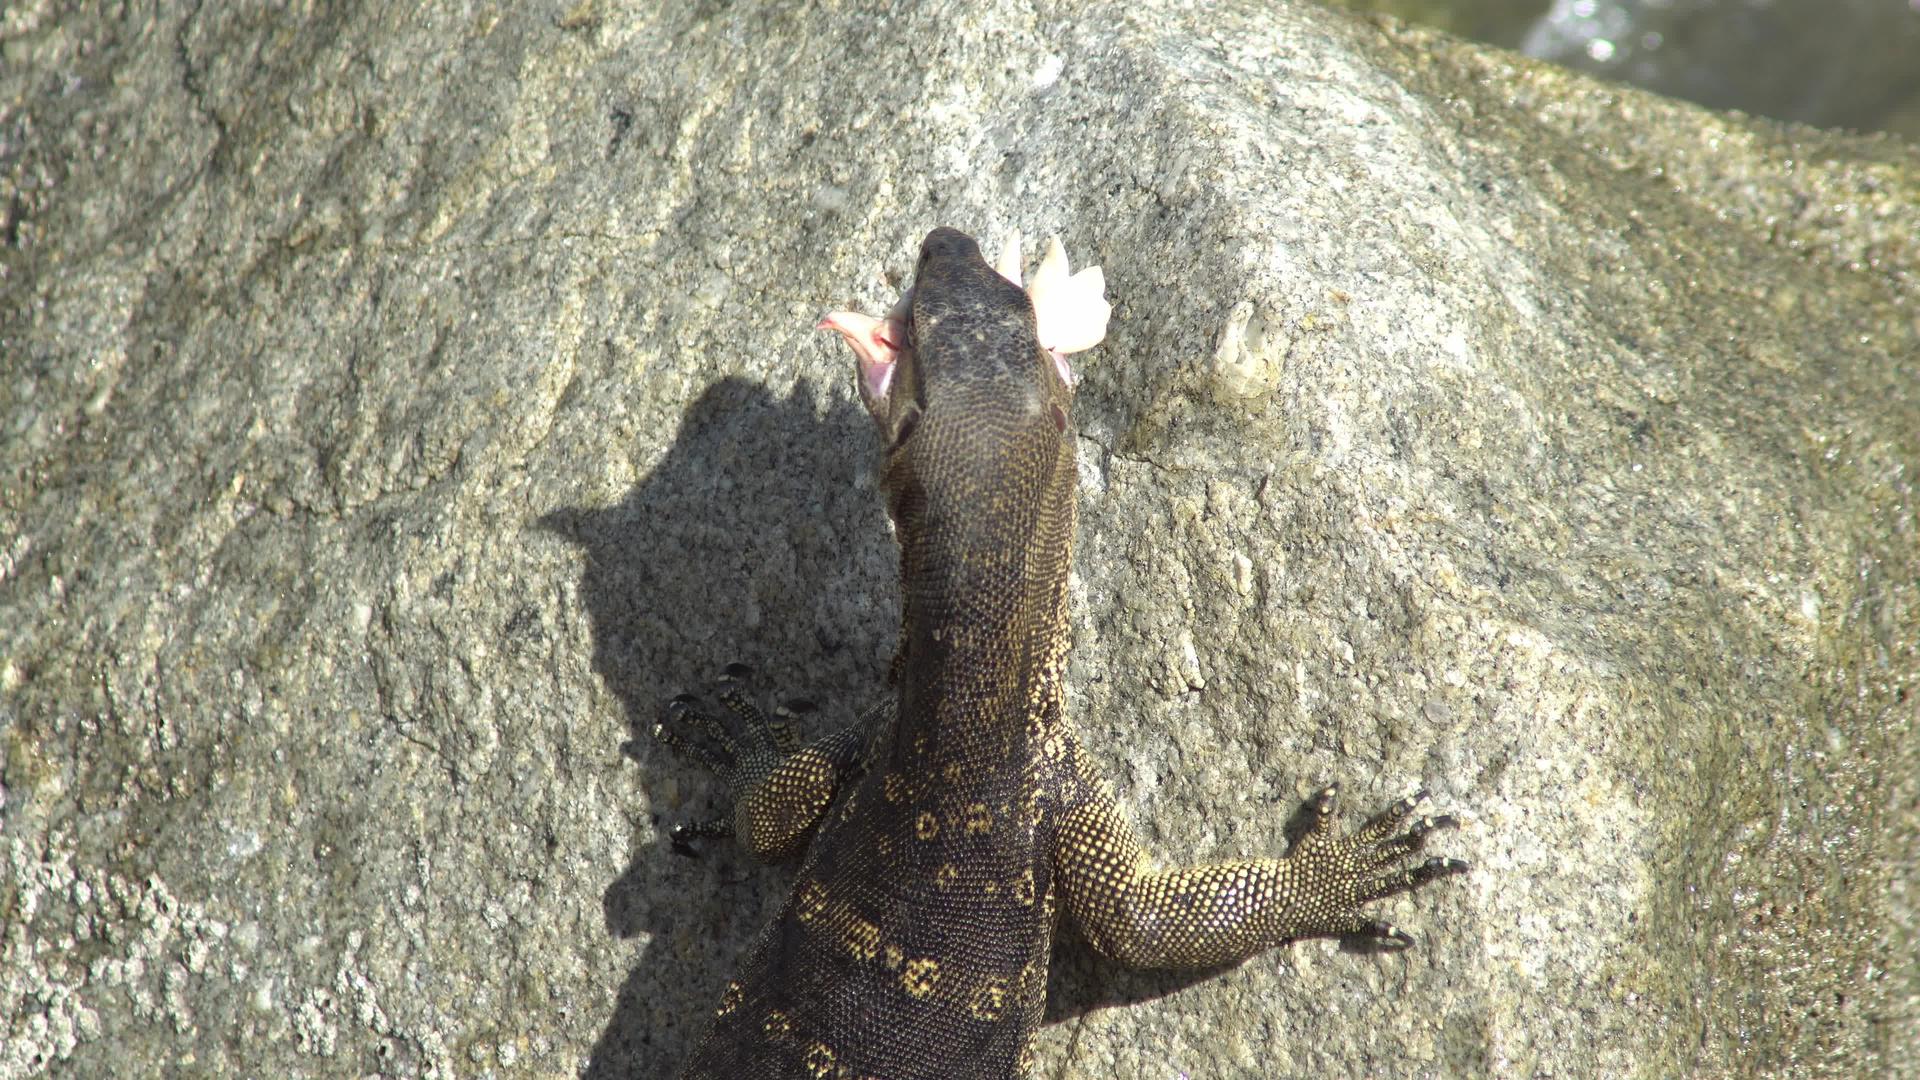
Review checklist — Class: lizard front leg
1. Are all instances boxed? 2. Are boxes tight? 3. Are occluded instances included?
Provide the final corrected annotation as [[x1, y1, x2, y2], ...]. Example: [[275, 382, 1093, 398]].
[[1057, 779, 1465, 967], [653, 663, 869, 862]]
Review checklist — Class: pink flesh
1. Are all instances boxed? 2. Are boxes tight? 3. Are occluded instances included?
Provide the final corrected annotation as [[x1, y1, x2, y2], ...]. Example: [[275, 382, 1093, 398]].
[[1049, 350, 1076, 387], [818, 310, 903, 404]]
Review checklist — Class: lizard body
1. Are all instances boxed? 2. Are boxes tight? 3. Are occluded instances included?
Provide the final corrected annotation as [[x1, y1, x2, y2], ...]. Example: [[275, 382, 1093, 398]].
[[656, 227, 1464, 1079]]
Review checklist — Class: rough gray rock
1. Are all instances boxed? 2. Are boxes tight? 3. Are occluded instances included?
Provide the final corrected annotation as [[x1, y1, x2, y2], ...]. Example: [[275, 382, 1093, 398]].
[[3, 1, 1916, 1077]]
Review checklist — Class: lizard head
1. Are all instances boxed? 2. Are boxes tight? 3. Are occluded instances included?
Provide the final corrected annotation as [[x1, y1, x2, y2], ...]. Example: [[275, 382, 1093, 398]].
[[820, 227, 1108, 667], [819, 226, 1109, 500]]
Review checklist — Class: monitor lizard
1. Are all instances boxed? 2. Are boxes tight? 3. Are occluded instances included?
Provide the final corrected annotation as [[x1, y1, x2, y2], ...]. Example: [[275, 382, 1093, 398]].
[[654, 226, 1467, 1079]]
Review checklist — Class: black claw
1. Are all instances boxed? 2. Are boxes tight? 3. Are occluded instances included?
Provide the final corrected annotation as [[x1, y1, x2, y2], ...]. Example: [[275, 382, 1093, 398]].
[[1411, 814, 1457, 839], [651, 719, 692, 752], [778, 698, 818, 717], [1366, 920, 1415, 948], [1407, 856, 1469, 887], [722, 661, 754, 680]]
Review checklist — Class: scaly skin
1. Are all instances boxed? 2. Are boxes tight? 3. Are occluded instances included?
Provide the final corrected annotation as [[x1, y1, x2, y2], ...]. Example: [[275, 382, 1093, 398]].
[[655, 227, 1466, 1079]]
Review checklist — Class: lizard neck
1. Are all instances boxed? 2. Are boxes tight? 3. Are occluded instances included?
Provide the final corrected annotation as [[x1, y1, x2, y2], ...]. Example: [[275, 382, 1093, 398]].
[[887, 456, 1077, 753]]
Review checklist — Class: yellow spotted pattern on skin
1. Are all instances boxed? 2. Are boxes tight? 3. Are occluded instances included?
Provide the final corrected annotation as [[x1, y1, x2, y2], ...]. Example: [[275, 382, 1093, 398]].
[[842, 916, 882, 962], [763, 1010, 792, 1039], [969, 977, 1010, 1021], [964, 802, 993, 835], [731, 743, 851, 862], [901, 957, 941, 999], [883, 773, 909, 803], [935, 863, 959, 889], [803, 1041, 836, 1078], [1042, 730, 1067, 762], [796, 880, 829, 923], [716, 980, 742, 1018], [1021, 784, 1043, 827], [1024, 712, 1047, 755], [1021, 955, 1046, 998], [915, 811, 939, 840], [1013, 868, 1036, 906]]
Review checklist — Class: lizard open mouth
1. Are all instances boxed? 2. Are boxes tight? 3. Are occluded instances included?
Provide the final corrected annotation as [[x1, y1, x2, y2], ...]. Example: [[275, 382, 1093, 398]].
[[817, 289, 914, 416]]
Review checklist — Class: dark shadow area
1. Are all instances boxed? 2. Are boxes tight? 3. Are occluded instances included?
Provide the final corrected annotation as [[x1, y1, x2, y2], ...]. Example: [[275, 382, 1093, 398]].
[[1043, 938, 1232, 1024], [541, 375, 894, 1079]]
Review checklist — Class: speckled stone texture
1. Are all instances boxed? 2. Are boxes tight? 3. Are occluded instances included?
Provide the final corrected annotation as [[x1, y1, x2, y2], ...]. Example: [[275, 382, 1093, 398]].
[[2, 1, 1915, 1077]]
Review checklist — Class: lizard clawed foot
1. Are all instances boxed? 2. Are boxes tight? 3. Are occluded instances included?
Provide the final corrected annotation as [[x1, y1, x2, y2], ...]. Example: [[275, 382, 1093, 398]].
[[654, 663, 820, 853], [1283, 784, 1468, 946]]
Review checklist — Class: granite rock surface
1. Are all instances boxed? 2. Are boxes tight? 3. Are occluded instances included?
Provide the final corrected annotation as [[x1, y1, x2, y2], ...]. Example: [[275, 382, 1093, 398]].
[[3, 1, 1916, 1076]]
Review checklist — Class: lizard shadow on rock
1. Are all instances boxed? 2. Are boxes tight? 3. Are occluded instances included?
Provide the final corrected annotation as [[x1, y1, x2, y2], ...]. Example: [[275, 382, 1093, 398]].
[[539, 375, 894, 1080], [542, 375, 1308, 1076]]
